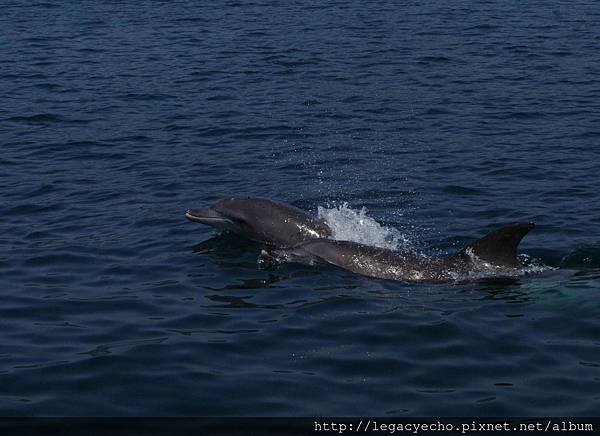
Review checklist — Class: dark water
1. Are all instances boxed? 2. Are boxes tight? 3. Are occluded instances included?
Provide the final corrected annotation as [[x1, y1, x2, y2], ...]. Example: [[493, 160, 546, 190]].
[[1, 1, 600, 416]]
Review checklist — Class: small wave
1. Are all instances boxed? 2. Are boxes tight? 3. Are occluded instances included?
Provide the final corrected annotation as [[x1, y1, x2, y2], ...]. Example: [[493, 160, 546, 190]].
[[442, 185, 485, 196], [317, 203, 412, 250], [6, 114, 64, 123], [560, 243, 600, 268], [5, 114, 94, 125], [417, 55, 452, 64]]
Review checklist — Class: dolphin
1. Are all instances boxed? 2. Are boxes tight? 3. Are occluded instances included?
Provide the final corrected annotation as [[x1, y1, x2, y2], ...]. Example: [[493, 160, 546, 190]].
[[186, 197, 535, 283], [185, 197, 331, 247], [265, 223, 535, 283]]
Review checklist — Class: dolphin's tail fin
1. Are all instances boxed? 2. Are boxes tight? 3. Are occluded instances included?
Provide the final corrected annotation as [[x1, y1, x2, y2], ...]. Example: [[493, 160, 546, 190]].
[[459, 222, 535, 267]]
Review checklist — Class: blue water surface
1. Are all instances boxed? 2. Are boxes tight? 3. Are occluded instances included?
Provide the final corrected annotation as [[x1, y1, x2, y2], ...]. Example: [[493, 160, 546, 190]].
[[1, 1, 600, 416]]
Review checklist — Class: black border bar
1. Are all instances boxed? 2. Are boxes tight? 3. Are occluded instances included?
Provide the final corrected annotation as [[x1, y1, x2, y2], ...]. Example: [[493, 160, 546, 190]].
[[0, 418, 597, 436]]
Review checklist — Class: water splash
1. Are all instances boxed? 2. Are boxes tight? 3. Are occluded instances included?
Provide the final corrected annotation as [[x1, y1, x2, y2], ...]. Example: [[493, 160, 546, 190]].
[[518, 253, 556, 275], [317, 202, 412, 250]]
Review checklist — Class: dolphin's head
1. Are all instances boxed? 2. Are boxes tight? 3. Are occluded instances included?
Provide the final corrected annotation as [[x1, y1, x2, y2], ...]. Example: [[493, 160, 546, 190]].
[[186, 198, 252, 234], [186, 197, 332, 246]]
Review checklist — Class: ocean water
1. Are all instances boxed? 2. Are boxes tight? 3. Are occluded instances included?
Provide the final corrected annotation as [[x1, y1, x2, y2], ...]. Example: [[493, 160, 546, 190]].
[[1, 1, 600, 416]]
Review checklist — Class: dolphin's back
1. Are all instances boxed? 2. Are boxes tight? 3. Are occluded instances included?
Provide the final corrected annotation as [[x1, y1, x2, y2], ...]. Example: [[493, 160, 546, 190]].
[[293, 239, 445, 281], [290, 222, 536, 282]]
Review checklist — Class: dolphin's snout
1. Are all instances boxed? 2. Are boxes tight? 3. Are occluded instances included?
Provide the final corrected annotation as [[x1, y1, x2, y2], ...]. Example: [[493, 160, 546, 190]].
[[185, 208, 218, 222], [185, 210, 200, 222], [185, 207, 236, 231]]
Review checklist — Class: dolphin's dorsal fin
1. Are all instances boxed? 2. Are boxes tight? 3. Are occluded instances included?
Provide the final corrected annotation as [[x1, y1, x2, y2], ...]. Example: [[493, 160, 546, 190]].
[[460, 223, 535, 267]]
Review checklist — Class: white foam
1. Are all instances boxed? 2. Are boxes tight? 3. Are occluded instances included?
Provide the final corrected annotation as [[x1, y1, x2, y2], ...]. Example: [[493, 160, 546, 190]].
[[317, 202, 412, 250], [518, 253, 556, 275]]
